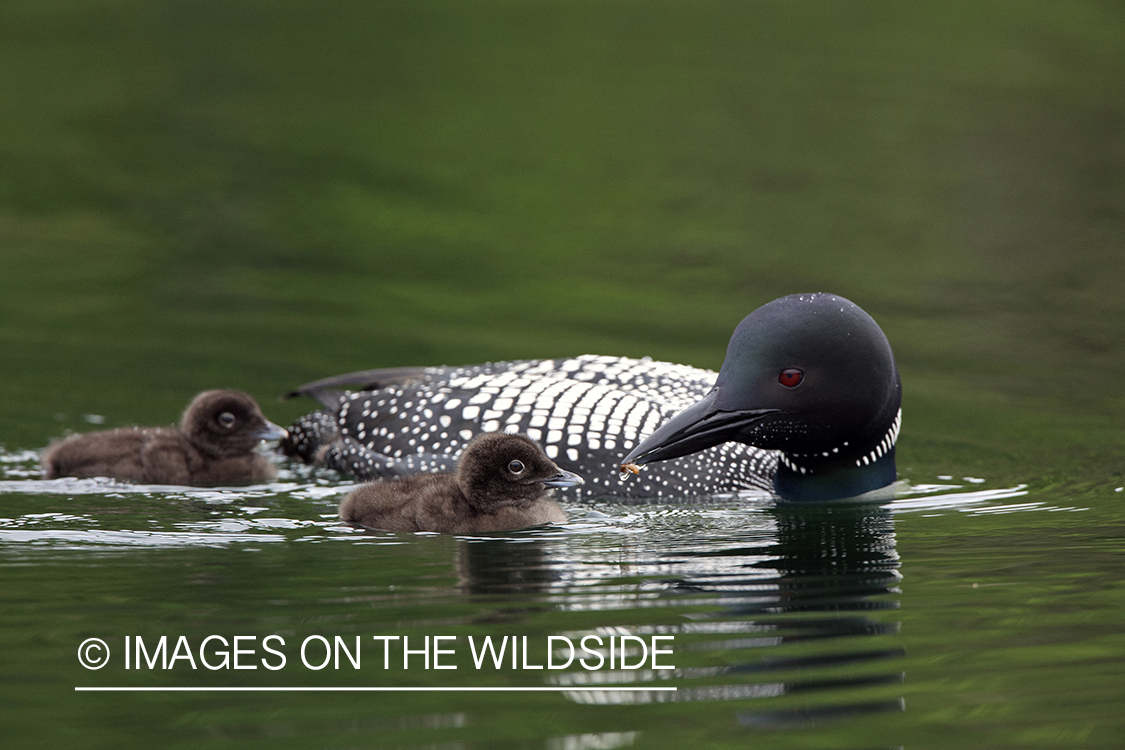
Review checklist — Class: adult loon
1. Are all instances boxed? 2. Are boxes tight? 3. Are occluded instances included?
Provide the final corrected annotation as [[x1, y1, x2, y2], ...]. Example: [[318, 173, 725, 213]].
[[340, 432, 578, 533], [43, 390, 289, 485], [283, 293, 901, 501]]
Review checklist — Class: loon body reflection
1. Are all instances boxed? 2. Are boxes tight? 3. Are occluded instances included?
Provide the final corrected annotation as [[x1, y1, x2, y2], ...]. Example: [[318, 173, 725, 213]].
[[286, 293, 900, 501], [339, 432, 579, 533], [42, 390, 288, 486]]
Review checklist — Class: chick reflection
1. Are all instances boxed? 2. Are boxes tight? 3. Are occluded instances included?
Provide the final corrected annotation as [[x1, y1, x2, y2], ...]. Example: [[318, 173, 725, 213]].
[[454, 537, 562, 596]]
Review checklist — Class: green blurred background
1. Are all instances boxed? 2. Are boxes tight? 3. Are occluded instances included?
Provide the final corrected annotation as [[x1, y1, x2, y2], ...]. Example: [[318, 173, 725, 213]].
[[0, 0, 1122, 487]]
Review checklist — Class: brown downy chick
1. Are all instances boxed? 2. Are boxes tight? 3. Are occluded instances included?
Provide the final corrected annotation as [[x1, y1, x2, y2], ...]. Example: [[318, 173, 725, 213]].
[[340, 432, 581, 533], [42, 390, 287, 485]]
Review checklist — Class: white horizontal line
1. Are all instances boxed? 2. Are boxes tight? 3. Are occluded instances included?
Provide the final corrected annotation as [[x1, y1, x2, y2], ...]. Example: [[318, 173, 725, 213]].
[[75, 686, 677, 693]]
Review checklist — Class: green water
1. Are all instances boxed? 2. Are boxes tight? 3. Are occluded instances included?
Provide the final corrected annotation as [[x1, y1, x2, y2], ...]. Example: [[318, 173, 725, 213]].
[[1, 1, 1123, 747]]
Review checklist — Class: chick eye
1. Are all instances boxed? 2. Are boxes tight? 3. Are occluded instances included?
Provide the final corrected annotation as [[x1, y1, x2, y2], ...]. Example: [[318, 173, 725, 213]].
[[507, 460, 525, 475], [778, 368, 804, 388], [217, 412, 237, 428]]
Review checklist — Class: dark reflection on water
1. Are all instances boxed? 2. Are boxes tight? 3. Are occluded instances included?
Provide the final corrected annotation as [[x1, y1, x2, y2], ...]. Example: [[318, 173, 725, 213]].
[[455, 537, 567, 596], [683, 505, 901, 608], [714, 505, 905, 724]]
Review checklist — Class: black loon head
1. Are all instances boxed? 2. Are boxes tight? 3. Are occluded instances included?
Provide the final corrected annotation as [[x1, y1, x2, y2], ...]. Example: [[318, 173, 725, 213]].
[[622, 293, 901, 501], [181, 390, 289, 458], [457, 433, 584, 510]]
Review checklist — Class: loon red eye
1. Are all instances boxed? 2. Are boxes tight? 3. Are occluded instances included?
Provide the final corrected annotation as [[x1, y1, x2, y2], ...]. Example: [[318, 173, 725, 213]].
[[778, 368, 804, 388]]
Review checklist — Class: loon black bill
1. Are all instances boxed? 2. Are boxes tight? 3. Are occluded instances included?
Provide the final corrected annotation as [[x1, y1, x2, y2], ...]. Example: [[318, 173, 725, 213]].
[[622, 390, 777, 466]]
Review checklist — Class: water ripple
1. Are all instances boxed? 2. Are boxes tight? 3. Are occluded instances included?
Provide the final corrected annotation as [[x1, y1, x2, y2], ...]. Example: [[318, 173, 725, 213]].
[[0, 527, 286, 548]]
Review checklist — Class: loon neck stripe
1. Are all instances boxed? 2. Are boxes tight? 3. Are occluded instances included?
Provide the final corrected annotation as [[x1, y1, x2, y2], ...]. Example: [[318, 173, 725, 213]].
[[778, 408, 902, 475], [856, 408, 902, 468]]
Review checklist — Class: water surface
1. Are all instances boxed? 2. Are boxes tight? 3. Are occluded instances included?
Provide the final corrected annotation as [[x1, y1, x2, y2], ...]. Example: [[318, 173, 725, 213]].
[[2, 454, 1120, 748]]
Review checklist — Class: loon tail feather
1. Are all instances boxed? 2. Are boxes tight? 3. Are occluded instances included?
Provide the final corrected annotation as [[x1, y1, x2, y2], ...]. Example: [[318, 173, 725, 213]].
[[284, 366, 431, 405]]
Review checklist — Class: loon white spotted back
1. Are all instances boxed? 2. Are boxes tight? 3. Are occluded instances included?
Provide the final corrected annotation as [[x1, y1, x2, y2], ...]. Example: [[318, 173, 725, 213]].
[[284, 355, 778, 498], [283, 293, 901, 501]]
